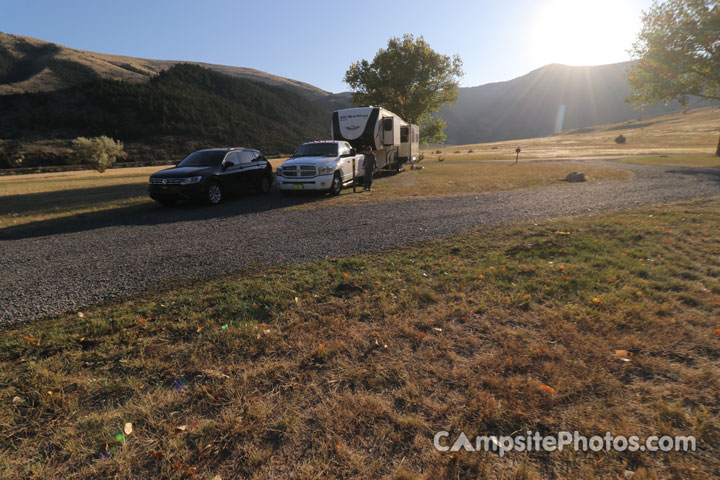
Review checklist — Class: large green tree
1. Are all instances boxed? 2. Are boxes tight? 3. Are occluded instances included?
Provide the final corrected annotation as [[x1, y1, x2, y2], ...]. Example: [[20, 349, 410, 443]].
[[626, 0, 720, 155], [344, 34, 463, 145]]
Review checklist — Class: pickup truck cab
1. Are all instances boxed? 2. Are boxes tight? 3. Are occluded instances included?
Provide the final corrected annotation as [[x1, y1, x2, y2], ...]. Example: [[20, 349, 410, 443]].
[[275, 141, 365, 195]]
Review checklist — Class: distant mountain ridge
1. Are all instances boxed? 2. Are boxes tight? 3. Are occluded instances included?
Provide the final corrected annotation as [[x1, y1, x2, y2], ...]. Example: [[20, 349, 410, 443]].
[[0, 32, 330, 99], [438, 62, 708, 145], [1, 32, 711, 148]]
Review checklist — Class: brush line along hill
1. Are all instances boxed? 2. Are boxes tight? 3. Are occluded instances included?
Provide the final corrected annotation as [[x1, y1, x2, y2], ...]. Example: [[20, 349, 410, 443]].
[[0, 64, 330, 162]]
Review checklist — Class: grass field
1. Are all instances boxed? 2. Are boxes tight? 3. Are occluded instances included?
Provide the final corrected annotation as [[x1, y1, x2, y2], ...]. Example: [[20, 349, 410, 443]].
[[425, 107, 720, 161], [2, 197, 719, 479], [618, 155, 720, 168], [289, 161, 632, 209], [0, 166, 171, 229], [0, 160, 630, 229]]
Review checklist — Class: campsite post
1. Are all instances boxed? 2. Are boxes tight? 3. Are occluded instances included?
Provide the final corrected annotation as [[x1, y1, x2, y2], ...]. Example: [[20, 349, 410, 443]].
[[515, 147, 521, 164]]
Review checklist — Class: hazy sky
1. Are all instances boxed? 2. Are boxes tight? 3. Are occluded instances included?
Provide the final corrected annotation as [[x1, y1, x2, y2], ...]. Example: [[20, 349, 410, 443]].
[[0, 0, 654, 92]]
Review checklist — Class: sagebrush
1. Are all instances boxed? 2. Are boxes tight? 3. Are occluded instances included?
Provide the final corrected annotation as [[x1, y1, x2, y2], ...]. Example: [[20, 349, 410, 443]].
[[71, 136, 126, 172]]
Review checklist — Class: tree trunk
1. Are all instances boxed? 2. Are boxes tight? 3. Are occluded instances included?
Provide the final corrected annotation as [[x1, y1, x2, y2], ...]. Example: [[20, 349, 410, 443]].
[[716, 130, 720, 157]]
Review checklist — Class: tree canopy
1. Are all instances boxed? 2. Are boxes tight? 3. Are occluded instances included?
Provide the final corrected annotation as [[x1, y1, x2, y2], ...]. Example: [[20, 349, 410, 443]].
[[626, 0, 720, 155], [344, 34, 463, 144]]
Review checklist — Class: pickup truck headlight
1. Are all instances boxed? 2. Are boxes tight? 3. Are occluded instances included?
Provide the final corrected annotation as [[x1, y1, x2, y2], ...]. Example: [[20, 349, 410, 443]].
[[180, 176, 203, 185], [318, 162, 336, 175]]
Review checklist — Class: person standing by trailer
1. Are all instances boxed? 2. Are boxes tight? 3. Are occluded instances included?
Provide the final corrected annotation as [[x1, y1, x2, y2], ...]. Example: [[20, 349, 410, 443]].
[[363, 146, 377, 191]]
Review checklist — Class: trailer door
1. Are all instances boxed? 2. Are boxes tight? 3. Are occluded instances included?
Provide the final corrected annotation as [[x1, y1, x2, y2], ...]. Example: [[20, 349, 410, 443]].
[[382, 117, 394, 146]]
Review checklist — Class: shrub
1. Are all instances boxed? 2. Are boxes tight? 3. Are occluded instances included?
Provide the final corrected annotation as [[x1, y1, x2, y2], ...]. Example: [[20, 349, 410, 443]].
[[435, 150, 442, 154], [615, 134, 627, 144], [71, 136, 126, 172]]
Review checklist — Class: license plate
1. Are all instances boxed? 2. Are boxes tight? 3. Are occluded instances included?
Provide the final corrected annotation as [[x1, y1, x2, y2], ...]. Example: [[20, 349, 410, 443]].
[[293, 184, 304, 191]]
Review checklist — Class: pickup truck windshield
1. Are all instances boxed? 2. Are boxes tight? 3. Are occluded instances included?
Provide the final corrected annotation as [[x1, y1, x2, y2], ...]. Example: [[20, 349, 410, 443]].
[[293, 143, 338, 157], [177, 150, 226, 167]]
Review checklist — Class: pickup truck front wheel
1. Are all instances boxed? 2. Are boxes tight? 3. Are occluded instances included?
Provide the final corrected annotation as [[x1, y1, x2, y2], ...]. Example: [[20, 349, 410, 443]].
[[328, 171, 342, 196]]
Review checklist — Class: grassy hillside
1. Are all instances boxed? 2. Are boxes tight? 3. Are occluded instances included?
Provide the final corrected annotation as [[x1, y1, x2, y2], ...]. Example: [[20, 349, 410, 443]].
[[439, 63, 715, 145], [427, 107, 720, 160], [1, 198, 719, 478], [0, 32, 329, 99], [0, 64, 330, 165]]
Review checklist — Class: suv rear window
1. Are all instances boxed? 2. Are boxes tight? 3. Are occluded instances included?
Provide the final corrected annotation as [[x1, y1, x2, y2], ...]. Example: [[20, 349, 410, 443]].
[[293, 143, 338, 157]]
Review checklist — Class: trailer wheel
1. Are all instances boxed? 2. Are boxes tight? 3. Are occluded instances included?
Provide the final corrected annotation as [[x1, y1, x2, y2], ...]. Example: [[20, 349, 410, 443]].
[[328, 171, 342, 196]]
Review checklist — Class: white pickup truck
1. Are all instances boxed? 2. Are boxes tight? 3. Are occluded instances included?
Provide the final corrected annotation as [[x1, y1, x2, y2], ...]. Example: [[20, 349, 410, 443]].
[[275, 140, 366, 195]]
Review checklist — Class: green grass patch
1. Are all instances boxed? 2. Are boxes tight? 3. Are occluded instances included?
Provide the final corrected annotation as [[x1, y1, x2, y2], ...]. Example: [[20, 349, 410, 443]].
[[2, 198, 720, 478], [618, 155, 720, 167]]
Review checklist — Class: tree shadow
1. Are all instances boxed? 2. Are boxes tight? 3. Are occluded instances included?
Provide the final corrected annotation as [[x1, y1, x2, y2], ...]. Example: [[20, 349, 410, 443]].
[[0, 184, 324, 241]]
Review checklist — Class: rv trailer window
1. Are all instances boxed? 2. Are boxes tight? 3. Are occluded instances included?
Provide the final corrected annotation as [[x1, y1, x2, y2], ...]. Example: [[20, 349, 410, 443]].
[[383, 118, 393, 131], [401, 126, 409, 143]]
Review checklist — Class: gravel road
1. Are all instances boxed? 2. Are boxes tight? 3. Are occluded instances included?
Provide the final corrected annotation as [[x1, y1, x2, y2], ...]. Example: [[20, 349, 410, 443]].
[[1, 159, 718, 324]]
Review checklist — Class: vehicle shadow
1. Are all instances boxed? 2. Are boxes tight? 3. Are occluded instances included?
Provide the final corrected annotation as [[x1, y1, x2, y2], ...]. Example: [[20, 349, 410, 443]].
[[0, 184, 148, 218], [0, 185, 324, 241]]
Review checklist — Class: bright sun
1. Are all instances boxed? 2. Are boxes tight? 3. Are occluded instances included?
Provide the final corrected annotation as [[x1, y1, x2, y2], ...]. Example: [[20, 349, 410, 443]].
[[530, 0, 641, 66]]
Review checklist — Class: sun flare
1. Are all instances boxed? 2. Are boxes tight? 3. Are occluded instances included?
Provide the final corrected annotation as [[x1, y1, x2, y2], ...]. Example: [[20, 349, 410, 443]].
[[531, 0, 641, 66]]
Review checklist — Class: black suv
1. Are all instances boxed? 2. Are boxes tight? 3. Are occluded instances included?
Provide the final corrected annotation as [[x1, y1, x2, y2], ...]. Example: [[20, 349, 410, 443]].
[[149, 148, 273, 206]]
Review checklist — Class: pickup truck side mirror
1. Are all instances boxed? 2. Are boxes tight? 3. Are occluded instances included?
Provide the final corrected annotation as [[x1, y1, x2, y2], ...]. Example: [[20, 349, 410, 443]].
[[349, 148, 356, 156]]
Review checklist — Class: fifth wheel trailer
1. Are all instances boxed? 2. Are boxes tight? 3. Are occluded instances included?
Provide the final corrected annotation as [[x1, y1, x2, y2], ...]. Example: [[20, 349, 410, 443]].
[[331, 107, 419, 171]]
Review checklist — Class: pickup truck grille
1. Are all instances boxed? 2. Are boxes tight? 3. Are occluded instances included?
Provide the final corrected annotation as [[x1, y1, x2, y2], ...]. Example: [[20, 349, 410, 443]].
[[150, 178, 183, 185], [282, 165, 317, 177]]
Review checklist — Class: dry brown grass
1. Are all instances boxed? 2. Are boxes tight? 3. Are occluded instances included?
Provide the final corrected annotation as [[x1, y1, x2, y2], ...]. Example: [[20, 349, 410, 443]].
[[2, 197, 719, 479], [426, 107, 719, 160], [0, 166, 170, 228], [0, 160, 626, 228], [288, 161, 632, 209]]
